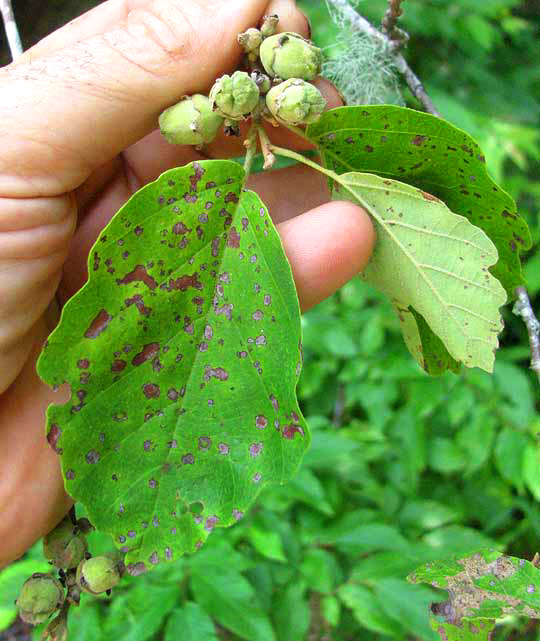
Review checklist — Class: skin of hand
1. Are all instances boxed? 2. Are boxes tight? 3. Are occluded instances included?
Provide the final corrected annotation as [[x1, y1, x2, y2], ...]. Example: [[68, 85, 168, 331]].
[[0, 0, 375, 568]]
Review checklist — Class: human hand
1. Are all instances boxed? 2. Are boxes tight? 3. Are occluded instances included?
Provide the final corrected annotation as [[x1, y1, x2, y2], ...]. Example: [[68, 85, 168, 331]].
[[0, 0, 374, 567]]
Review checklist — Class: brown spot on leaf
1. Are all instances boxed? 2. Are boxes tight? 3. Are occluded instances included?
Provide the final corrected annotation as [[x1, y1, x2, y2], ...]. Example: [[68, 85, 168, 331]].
[[143, 383, 160, 398], [111, 359, 127, 372], [77, 359, 90, 369], [227, 227, 241, 248], [117, 265, 157, 290], [133, 343, 160, 366], [190, 162, 205, 192], [412, 135, 427, 146], [420, 191, 440, 202], [283, 424, 305, 440], [125, 294, 152, 317], [84, 309, 113, 339], [47, 424, 62, 454], [168, 273, 203, 291]]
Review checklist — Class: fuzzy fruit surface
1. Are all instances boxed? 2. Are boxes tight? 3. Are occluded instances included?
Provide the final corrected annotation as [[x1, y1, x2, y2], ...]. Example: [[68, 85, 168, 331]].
[[159, 95, 224, 145], [210, 71, 260, 120], [16, 574, 64, 625], [260, 33, 322, 81], [266, 79, 326, 125], [76, 556, 120, 595], [238, 28, 262, 53], [43, 516, 88, 569]]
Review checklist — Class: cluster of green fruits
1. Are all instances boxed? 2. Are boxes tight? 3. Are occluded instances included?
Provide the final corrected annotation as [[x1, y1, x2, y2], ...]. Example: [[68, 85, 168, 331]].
[[16, 516, 121, 626], [159, 14, 326, 147]]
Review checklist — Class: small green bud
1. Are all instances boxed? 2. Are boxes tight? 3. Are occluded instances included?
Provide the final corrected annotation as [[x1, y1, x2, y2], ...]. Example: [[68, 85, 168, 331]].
[[251, 71, 272, 94], [16, 574, 64, 625], [159, 95, 224, 146], [260, 33, 322, 81], [76, 557, 120, 595], [43, 516, 88, 570], [209, 71, 260, 120], [261, 14, 279, 38], [266, 79, 326, 125], [238, 28, 262, 54]]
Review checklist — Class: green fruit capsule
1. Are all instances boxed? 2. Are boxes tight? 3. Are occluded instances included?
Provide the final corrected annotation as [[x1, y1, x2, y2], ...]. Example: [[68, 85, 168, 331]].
[[16, 574, 65, 625], [159, 94, 224, 146], [260, 32, 322, 81], [265, 79, 326, 125], [43, 516, 88, 570], [76, 556, 120, 595], [209, 71, 260, 120]]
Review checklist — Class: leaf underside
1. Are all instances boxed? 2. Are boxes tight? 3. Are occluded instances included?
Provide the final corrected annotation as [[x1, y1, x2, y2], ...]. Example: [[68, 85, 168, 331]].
[[335, 172, 507, 373], [37, 160, 308, 573], [411, 549, 540, 640], [307, 105, 531, 295]]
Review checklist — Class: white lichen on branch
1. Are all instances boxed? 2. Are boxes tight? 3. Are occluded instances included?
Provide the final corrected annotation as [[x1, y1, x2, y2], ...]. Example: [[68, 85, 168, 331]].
[[513, 286, 540, 382]]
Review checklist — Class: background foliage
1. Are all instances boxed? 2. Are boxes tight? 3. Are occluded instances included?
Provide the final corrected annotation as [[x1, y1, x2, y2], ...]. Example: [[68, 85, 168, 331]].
[[1, 0, 539, 639]]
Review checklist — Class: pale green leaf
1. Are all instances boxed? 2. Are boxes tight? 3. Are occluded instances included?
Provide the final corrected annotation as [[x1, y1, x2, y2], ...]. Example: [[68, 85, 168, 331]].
[[164, 603, 218, 641], [334, 172, 507, 372]]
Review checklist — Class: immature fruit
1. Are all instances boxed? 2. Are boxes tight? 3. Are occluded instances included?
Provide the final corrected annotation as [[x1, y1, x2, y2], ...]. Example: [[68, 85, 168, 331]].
[[43, 516, 88, 569], [238, 28, 262, 54], [76, 557, 120, 595], [159, 95, 224, 146], [209, 72, 260, 120], [260, 14, 279, 38], [266, 79, 326, 125], [16, 574, 65, 625], [260, 33, 322, 81]]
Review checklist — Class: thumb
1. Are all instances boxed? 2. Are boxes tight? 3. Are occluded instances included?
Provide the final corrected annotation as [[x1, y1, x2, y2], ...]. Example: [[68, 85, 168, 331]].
[[0, 0, 274, 197]]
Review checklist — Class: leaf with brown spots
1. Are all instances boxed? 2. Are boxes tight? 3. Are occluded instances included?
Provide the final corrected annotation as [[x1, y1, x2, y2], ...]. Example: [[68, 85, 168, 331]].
[[410, 549, 540, 640], [37, 160, 308, 572], [308, 106, 531, 295], [333, 172, 507, 373]]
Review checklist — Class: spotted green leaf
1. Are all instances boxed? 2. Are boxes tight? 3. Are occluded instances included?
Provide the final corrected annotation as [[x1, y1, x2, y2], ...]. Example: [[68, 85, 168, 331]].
[[307, 106, 531, 294], [429, 616, 495, 641], [333, 172, 506, 373], [307, 106, 530, 375], [37, 160, 308, 574], [410, 549, 540, 627]]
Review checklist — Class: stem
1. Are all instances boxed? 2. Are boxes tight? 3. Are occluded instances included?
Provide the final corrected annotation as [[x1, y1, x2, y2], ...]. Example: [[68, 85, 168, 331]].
[[268, 143, 338, 182], [243, 124, 258, 179], [257, 126, 276, 170], [513, 286, 540, 382], [0, 0, 22, 61]]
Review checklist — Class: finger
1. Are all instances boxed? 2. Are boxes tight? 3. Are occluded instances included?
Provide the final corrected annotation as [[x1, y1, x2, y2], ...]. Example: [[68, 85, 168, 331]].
[[0, 0, 307, 198], [0, 318, 72, 568], [278, 202, 375, 311]]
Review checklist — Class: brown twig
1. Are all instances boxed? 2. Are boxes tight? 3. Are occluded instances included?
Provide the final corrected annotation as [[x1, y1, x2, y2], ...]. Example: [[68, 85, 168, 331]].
[[513, 286, 540, 382], [0, 0, 22, 60], [325, 0, 441, 117], [381, 0, 407, 43]]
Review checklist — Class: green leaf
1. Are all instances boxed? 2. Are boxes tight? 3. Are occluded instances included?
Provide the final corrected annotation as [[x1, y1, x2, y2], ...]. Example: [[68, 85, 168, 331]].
[[103, 583, 179, 641], [37, 160, 308, 571], [190, 566, 276, 641], [332, 171, 506, 373], [307, 106, 531, 295], [272, 581, 310, 641], [409, 549, 540, 624], [338, 584, 404, 637], [374, 579, 441, 641], [523, 444, 540, 502], [429, 615, 495, 641], [164, 603, 218, 641], [300, 548, 342, 594], [494, 428, 529, 491]]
